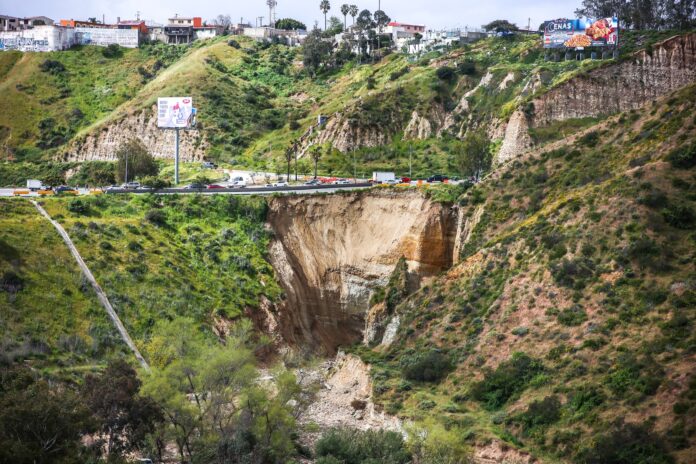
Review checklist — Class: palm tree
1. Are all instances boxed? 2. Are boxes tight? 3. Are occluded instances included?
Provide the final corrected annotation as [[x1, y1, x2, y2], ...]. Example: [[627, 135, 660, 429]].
[[284, 143, 294, 182], [340, 4, 350, 30], [319, 0, 331, 30], [349, 4, 358, 26], [310, 145, 323, 178]]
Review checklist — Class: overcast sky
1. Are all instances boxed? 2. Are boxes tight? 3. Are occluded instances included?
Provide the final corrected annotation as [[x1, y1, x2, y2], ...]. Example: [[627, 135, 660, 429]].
[[9, 0, 581, 30]]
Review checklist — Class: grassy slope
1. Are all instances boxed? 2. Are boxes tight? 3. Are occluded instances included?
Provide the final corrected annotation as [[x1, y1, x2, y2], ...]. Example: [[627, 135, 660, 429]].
[[0, 199, 125, 381], [356, 84, 696, 462], [0, 194, 281, 377]]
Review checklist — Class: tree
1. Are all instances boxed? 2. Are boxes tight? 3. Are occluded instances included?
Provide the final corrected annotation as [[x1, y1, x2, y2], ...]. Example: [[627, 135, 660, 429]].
[[349, 4, 359, 25], [341, 4, 350, 29], [212, 14, 232, 33], [302, 29, 333, 76], [413, 32, 423, 53], [0, 365, 94, 464], [310, 145, 323, 178], [356, 10, 375, 60], [284, 142, 296, 181], [320, 0, 331, 30], [275, 18, 307, 30], [83, 359, 163, 458], [115, 138, 158, 183], [326, 15, 344, 35], [483, 19, 518, 32], [458, 130, 491, 180]]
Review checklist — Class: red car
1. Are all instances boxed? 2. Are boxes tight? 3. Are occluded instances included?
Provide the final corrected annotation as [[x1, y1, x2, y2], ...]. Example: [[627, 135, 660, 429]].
[[206, 184, 225, 189], [401, 177, 411, 183]]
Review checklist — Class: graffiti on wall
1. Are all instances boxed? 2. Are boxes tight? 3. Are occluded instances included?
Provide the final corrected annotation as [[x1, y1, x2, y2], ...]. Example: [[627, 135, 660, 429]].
[[0, 37, 51, 52]]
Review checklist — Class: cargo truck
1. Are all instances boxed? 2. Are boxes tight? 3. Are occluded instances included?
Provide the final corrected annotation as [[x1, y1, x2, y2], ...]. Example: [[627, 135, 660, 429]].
[[371, 172, 396, 183]]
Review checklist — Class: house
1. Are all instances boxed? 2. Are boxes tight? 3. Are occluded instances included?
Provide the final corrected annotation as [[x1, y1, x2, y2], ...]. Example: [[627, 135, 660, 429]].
[[117, 19, 148, 35], [385, 22, 425, 36], [164, 15, 202, 44], [1, 14, 54, 31]]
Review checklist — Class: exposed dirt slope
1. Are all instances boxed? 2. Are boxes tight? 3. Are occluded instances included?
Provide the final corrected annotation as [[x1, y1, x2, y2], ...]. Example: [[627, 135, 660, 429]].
[[267, 189, 457, 353]]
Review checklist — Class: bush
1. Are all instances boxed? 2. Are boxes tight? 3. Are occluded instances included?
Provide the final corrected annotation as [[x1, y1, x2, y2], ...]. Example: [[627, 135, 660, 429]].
[[102, 44, 123, 58], [574, 421, 674, 464], [435, 66, 456, 82], [605, 353, 662, 397], [568, 385, 605, 416], [315, 428, 410, 464], [0, 270, 24, 294], [666, 143, 696, 169], [552, 257, 595, 289], [519, 395, 561, 429], [457, 60, 476, 75], [470, 352, 544, 409], [144, 209, 167, 226], [557, 305, 588, 326], [67, 199, 90, 215], [389, 67, 409, 81], [38, 59, 65, 74], [227, 39, 240, 48], [400, 349, 453, 382], [662, 203, 695, 229]]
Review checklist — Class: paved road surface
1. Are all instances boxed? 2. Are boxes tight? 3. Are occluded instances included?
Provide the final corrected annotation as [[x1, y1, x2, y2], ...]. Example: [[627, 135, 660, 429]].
[[31, 200, 150, 371], [0, 183, 372, 197]]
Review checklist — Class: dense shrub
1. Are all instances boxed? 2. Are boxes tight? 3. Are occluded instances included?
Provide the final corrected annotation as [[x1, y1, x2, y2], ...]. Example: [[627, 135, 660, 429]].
[[662, 203, 695, 229], [552, 257, 595, 289], [0, 270, 24, 294], [67, 199, 90, 215], [519, 395, 561, 429], [101, 44, 123, 58], [470, 352, 544, 409], [557, 305, 588, 326], [568, 385, 605, 416], [400, 349, 453, 382], [605, 353, 662, 397], [621, 236, 670, 271], [637, 189, 668, 208], [389, 67, 409, 81], [315, 428, 410, 464], [666, 143, 696, 169], [435, 66, 456, 82], [574, 421, 674, 464], [457, 60, 476, 75], [38, 59, 66, 74], [144, 209, 167, 226]]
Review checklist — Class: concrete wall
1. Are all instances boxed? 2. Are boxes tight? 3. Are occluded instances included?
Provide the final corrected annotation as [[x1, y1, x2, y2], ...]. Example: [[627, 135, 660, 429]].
[[0, 25, 75, 51], [75, 27, 139, 48]]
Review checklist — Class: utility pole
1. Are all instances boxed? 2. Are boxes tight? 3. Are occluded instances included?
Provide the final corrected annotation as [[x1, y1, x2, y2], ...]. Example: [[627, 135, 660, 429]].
[[352, 148, 356, 183], [294, 145, 298, 181], [124, 151, 128, 184]]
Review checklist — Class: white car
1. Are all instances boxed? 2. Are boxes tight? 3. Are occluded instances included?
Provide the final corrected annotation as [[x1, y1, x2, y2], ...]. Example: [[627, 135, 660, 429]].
[[333, 179, 352, 185], [384, 179, 399, 185], [230, 180, 247, 188], [273, 181, 289, 188]]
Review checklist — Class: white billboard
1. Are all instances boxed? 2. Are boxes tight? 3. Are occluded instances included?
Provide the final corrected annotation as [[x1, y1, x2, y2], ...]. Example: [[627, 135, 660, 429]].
[[157, 97, 194, 128]]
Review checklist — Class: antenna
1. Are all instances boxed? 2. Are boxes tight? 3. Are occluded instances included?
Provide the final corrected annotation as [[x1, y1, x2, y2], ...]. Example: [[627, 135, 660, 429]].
[[136, 11, 141, 20], [266, 0, 278, 27]]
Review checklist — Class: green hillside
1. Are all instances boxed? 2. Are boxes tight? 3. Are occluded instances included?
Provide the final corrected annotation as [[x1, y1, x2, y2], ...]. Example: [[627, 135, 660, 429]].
[[0, 194, 280, 378], [356, 83, 696, 463], [1, 31, 678, 184]]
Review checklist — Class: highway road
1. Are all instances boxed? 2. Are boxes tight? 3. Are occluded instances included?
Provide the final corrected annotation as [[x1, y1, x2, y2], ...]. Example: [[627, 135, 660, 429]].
[[0, 183, 373, 197]]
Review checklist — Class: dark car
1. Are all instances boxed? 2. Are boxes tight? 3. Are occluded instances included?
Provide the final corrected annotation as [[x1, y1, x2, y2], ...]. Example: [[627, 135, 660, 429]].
[[206, 184, 225, 189], [427, 174, 448, 183], [184, 182, 205, 190], [54, 185, 79, 195]]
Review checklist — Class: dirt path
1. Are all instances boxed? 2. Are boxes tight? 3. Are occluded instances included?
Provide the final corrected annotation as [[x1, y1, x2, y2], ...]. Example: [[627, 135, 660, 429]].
[[31, 200, 150, 370]]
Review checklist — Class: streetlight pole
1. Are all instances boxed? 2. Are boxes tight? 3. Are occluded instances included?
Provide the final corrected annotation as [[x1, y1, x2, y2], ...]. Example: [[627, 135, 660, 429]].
[[409, 144, 412, 178], [174, 128, 180, 185], [124, 151, 128, 184]]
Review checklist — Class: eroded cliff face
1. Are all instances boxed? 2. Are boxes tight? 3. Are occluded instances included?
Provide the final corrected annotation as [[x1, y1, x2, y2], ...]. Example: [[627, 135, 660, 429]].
[[60, 107, 208, 162], [530, 33, 696, 126], [267, 190, 457, 353]]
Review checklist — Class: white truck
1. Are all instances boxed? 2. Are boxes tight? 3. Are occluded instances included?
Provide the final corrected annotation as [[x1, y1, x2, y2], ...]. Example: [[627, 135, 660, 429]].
[[372, 171, 396, 183], [27, 179, 44, 191]]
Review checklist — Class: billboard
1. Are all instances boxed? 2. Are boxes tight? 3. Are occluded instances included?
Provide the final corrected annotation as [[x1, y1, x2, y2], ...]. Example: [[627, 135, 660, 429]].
[[543, 17, 618, 49], [157, 97, 194, 128]]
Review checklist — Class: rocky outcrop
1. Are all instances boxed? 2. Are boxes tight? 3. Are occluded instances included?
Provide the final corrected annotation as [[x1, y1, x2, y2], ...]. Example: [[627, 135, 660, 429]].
[[529, 33, 696, 127], [495, 109, 533, 165], [267, 190, 457, 353], [61, 107, 207, 162]]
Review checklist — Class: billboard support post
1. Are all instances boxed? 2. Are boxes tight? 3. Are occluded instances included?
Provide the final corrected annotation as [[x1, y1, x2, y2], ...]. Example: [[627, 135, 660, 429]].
[[174, 127, 180, 185]]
